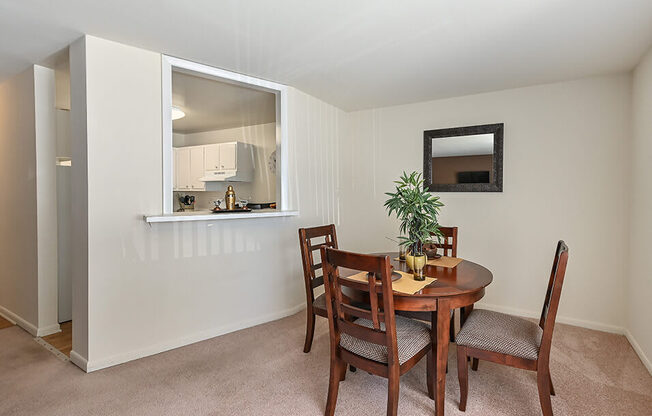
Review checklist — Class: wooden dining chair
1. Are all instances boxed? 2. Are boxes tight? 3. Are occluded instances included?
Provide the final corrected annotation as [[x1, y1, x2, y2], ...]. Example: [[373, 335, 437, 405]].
[[321, 247, 434, 416], [456, 240, 569, 416], [298, 225, 338, 353], [433, 226, 458, 257]]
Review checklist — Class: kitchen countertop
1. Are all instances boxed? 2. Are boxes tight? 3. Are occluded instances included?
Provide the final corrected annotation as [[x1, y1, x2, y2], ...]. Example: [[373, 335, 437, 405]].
[[144, 209, 299, 223]]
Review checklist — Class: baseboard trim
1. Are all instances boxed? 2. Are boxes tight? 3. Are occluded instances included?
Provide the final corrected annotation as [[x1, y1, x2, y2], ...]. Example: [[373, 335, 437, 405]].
[[623, 329, 652, 375], [37, 323, 61, 337], [70, 350, 88, 372], [83, 302, 306, 373], [0, 305, 38, 336], [477, 302, 623, 334]]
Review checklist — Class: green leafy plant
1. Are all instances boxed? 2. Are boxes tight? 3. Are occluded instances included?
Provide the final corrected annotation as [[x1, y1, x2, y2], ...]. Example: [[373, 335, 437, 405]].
[[384, 171, 444, 255]]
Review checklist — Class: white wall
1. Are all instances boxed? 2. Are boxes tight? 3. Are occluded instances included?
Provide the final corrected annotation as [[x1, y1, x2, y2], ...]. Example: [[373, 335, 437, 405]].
[[72, 36, 344, 371], [69, 38, 90, 362], [339, 75, 632, 333], [0, 66, 59, 336], [175, 122, 277, 208], [34, 65, 59, 334], [628, 47, 652, 372], [68, 35, 645, 373]]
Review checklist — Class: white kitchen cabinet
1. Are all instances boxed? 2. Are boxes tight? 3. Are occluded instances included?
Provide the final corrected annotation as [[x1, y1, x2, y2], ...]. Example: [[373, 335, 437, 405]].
[[174, 146, 205, 191], [204, 144, 220, 171], [204, 142, 237, 171], [189, 146, 205, 191], [174, 147, 191, 191], [220, 142, 237, 170], [175, 142, 253, 191]]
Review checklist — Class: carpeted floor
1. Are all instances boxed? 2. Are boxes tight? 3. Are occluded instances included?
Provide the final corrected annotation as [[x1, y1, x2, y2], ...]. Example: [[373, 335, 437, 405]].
[[1, 311, 650, 416]]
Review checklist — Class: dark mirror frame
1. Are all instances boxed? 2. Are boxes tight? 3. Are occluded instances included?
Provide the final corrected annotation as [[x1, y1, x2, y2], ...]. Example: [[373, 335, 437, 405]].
[[423, 123, 503, 192]]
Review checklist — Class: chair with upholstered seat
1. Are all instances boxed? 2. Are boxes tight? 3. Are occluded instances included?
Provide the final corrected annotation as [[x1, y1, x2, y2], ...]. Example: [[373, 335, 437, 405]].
[[298, 225, 338, 353], [321, 247, 435, 416], [456, 240, 569, 416]]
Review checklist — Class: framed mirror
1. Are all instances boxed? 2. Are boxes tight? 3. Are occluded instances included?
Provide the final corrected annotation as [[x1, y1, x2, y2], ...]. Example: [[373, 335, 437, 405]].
[[423, 123, 503, 192]]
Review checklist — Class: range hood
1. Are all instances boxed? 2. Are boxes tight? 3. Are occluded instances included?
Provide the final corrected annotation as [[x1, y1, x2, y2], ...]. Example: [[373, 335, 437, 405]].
[[200, 169, 253, 182]]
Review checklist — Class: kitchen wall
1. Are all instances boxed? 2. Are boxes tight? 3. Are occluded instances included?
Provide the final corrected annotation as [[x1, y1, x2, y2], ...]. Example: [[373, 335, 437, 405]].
[[173, 122, 277, 209], [71, 36, 344, 371], [0, 65, 59, 336], [339, 74, 632, 334], [628, 46, 652, 372]]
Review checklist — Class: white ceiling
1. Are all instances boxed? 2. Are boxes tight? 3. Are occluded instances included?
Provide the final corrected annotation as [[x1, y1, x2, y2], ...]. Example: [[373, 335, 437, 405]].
[[1, 1, 651, 111], [432, 134, 494, 157], [172, 71, 276, 134]]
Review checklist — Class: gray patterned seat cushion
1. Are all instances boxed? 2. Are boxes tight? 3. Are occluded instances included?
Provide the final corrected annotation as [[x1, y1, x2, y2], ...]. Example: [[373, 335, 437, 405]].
[[340, 315, 431, 365], [456, 309, 543, 360]]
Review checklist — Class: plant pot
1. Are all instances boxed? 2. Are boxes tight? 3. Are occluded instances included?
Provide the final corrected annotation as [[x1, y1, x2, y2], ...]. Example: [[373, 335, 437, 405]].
[[413, 254, 427, 270], [405, 253, 414, 270], [412, 254, 427, 281], [405, 253, 427, 270]]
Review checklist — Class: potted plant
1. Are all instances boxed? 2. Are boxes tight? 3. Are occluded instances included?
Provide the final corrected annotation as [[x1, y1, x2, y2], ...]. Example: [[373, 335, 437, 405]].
[[384, 171, 444, 279]]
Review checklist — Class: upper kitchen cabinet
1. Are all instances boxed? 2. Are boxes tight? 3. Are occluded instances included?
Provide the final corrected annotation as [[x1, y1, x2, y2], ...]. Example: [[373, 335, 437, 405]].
[[204, 143, 220, 171], [189, 146, 206, 190], [174, 147, 190, 191], [204, 142, 237, 171], [174, 146, 206, 191], [219, 142, 236, 170], [201, 142, 254, 182]]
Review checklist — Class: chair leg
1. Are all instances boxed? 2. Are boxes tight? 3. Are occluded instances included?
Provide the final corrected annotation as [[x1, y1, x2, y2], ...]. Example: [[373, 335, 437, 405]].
[[471, 358, 479, 371], [427, 349, 435, 400], [303, 310, 316, 353], [537, 368, 554, 416], [549, 373, 556, 396], [325, 357, 345, 416], [457, 345, 468, 411], [387, 372, 400, 416]]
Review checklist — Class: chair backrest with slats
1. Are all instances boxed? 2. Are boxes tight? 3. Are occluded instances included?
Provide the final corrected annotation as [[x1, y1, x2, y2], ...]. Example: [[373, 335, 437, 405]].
[[298, 225, 338, 303], [537, 240, 569, 361], [434, 226, 458, 257], [321, 247, 399, 368]]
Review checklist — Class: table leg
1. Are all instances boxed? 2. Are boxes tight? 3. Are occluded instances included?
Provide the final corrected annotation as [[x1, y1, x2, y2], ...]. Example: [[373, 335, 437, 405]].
[[436, 299, 451, 416], [427, 311, 437, 400]]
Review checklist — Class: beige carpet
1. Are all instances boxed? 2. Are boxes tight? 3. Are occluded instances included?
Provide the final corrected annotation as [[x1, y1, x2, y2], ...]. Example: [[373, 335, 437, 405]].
[[1, 311, 650, 416]]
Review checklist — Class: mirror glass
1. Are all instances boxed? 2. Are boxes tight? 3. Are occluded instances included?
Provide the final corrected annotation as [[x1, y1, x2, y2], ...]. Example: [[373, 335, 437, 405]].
[[431, 133, 494, 185]]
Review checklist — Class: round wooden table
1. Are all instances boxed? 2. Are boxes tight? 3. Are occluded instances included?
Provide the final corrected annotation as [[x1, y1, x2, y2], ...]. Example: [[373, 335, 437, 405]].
[[343, 253, 493, 416]]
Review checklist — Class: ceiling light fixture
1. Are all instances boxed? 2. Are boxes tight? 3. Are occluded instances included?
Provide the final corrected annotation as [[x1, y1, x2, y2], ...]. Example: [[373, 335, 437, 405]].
[[171, 106, 186, 120]]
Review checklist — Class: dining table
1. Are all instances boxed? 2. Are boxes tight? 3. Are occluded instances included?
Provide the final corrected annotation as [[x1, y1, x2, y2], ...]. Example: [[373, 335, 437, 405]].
[[341, 252, 493, 416]]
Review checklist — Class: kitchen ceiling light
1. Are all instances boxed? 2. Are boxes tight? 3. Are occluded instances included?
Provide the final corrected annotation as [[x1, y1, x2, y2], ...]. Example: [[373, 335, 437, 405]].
[[171, 106, 185, 120]]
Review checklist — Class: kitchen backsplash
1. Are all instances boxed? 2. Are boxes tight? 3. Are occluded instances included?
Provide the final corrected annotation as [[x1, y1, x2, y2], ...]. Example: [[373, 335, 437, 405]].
[[174, 186, 272, 211]]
